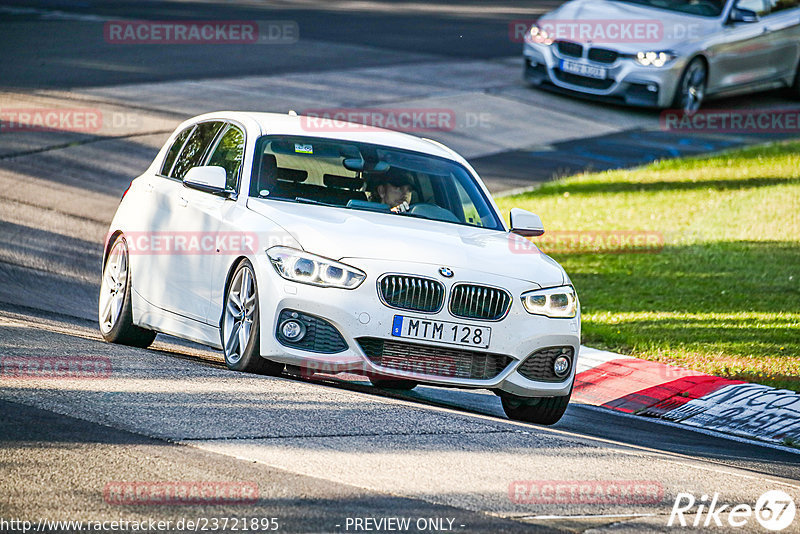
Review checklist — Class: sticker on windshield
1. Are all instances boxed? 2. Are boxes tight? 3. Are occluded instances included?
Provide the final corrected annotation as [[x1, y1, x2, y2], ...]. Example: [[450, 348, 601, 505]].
[[294, 143, 313, 154]]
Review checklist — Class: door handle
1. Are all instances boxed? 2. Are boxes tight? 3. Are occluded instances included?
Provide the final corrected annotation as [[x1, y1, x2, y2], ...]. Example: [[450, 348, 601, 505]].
[[178, 196, 188, 207], [144, 183, 154, 193]]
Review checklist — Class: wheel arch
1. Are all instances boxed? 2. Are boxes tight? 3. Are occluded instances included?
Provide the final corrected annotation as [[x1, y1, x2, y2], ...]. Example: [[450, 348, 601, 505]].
[[103, 230, 124, 267]]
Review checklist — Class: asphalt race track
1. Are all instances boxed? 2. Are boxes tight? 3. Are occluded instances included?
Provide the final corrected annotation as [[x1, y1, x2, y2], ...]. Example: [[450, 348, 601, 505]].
[[1, 1, 799, 532]]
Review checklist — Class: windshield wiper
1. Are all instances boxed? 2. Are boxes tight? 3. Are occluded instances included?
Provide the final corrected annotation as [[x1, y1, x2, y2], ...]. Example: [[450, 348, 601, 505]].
[[293, 197, 339, 207], [394, 210, 435, 222]]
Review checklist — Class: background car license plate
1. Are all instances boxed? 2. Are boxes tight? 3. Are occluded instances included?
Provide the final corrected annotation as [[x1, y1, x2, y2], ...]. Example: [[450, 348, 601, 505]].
[[391, 315, 491, 348], [560, 59, 606, 80]]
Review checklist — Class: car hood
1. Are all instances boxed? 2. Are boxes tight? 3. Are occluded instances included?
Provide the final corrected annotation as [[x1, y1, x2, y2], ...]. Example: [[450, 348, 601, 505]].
[[541, 0, 720, 50], [247, 199, 565, 286]]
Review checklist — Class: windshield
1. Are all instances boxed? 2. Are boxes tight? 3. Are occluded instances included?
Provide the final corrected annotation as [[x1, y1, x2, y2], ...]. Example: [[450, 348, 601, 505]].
[[249, 136, 504, 231], [611, 0, 725, 17]]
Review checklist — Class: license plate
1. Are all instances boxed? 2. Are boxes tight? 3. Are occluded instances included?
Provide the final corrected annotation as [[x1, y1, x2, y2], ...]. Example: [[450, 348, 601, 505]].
[[560, 59, 607, 80], [391, 315, 491, 349]]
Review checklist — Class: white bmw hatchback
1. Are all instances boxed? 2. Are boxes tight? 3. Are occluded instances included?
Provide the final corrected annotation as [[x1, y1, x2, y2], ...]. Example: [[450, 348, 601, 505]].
[[100, 112, 580, 424]]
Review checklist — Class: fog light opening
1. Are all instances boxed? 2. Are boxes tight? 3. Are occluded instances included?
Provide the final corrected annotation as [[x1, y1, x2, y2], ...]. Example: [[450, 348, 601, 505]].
[[553, 355, 571, 377], [280, 319, 306, 342]]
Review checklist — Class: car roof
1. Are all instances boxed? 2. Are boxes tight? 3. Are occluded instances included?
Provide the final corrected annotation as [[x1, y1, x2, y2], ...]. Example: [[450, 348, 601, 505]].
[[185, 111, 463, 163]]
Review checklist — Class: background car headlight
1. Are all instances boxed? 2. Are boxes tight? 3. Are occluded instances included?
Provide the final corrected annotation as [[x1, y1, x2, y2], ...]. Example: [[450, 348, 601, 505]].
[[635, 51, 675, 67], [521, 286, 578, 318], [267, 247, 366, 289], [526, 25, 554, 46]]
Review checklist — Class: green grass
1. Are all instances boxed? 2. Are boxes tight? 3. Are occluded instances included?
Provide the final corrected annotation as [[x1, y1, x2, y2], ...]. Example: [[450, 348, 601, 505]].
[[496, 141, 800, 391]]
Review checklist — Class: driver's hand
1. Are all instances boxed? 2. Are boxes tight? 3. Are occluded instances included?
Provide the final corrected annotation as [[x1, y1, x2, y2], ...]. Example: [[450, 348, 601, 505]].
[[391, 201, 410, 213]]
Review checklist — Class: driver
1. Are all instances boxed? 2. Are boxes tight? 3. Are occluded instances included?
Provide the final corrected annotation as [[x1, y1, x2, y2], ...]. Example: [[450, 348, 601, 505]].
[[368, 171, 415, 213]]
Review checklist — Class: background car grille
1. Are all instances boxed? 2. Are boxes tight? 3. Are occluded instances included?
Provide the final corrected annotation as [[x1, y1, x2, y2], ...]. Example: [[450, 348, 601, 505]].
[[556, 40, 583, 58], [357, 338, 512, 380], [449, 284, 511, 321], [587, 47, 619, 64], [379, 275, 444, 313], [553, 69, 615, 90], [517, 347, 574, 382]]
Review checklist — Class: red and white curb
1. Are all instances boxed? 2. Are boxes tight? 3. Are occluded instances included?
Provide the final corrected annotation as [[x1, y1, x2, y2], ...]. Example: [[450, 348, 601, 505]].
[[574, 346, 800, 446], [302, 346, 799, 447]]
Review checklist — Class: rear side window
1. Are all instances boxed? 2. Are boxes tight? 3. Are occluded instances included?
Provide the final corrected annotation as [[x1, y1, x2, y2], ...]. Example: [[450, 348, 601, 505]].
[[171, 121, 224, 180], [206, 125, 245, 191], [769, 0, 798, 13], [736, 0, 770, 15], [160, 126, 193, 176]]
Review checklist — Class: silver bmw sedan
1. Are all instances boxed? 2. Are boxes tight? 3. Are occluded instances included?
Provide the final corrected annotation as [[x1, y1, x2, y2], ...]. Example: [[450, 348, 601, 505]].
[[523, 0, 800, 111]]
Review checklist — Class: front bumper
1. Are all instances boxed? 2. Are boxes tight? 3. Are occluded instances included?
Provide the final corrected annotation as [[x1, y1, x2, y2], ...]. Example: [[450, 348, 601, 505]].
[[523, 42, 686, 109], [253, 255, 580, 398]]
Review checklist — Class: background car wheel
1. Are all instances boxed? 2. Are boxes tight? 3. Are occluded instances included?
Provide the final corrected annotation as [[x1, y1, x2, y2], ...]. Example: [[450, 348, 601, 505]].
[[791, 60, 800, 99], [500, 390, 571, 425], [99, 236, 157, 348], [221, 260, 284, 375], [673, 57, 707, 113], [369, 376, 418, 390]]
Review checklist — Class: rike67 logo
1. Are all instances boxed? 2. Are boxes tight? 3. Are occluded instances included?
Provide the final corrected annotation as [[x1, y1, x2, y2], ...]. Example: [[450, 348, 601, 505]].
[[669, 490, 796, 531]]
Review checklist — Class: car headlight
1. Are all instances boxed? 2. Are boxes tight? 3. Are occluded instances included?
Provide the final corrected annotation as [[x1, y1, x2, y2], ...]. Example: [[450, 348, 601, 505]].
[[526, 24, 554, 46], [521, 286, 578, 318], [267, 247, 366, 289], [635, 51, 675, 67]]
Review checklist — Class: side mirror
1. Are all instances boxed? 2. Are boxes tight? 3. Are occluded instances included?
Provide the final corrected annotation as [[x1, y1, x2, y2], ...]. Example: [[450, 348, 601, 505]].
[[183, 166, 231, 196], [728, 7, 759, 23], [509, 208, 544, 237]]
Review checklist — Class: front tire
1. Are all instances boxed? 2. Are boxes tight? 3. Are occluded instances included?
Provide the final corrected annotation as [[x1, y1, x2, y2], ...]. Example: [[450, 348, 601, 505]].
[[673, 57, 707, 113], [99, 236, 156, 348], [221, 260, 284, 375], [791, 60, 800, 99], [501, 390, 571, 425]]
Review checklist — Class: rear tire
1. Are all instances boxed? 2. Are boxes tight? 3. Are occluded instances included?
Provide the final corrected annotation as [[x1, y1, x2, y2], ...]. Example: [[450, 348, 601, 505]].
[[369, 377, 418, 390], [221, 260, 284, 375], [501, 390, 571, 425], [98, 236, 156, 348]]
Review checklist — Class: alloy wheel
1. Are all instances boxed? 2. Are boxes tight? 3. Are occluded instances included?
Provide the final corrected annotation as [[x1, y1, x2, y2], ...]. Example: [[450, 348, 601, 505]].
[[680, 61, 706, 114], [99, 240, 128, 334], [223, 265, 257, 364]]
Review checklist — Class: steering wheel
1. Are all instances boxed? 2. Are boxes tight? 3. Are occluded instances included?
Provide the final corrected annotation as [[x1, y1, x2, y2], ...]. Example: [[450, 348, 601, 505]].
[[408, 203, 460, 223]]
